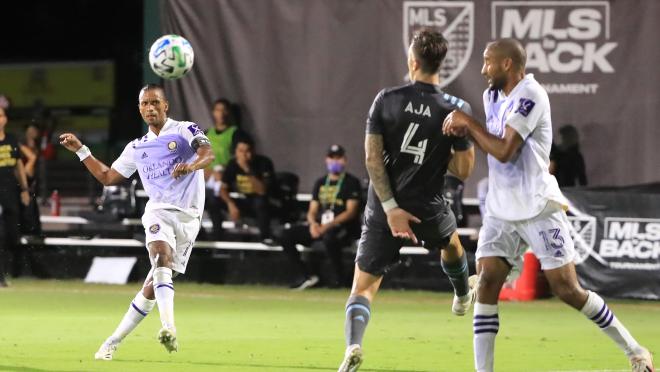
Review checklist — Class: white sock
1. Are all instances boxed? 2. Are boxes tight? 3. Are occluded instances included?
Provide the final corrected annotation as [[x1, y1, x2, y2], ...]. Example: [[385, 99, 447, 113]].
[[153, 267, 176, 331], [473, 302, 499, 372], [107, 291, 156, 345], [580, 290, 641, 357]]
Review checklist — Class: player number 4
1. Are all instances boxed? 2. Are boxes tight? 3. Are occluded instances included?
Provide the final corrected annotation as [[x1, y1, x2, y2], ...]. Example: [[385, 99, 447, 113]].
[[400, 122, 427, 165]]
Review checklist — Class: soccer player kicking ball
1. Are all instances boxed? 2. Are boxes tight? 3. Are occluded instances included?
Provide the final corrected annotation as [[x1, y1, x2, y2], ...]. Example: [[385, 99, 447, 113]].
[[338, 30, 477, 372], [60, 84, 214, 360], [443, 38, 654, 372]]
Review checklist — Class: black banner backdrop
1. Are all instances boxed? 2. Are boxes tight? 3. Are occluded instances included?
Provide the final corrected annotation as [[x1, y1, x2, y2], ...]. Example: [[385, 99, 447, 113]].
[[159, 0, 660, 195], [566, 185, 660, 300]]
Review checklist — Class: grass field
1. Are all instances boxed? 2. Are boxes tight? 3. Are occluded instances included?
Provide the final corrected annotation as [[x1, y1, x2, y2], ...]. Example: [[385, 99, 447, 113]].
[[0, 280, 657, 372]]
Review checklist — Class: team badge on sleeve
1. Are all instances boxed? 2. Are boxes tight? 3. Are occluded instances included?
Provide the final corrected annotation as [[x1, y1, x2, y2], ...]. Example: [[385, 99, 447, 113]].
[[187, 124, 204, 136], [515, 98, 536, 117], [149, 224, 161, 234]]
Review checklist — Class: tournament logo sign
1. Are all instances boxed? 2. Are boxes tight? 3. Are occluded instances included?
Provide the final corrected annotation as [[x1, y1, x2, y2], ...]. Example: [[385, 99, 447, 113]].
[[403, 1, 474, 88], [568, 215, 660, 270], [490, 1, 617, 95]]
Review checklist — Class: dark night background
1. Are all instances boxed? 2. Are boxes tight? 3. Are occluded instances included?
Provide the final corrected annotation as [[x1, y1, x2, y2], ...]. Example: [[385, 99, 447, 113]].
[[2, 0, 145, 142]]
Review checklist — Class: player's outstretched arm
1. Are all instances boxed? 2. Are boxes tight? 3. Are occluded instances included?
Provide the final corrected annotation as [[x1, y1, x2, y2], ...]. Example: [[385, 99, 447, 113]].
[[172, 142, 215, 179], [443, 110, 522, 163], [448, 147, 475, 181], [59, 133, 127, 186], [365, 134, 421, 243]]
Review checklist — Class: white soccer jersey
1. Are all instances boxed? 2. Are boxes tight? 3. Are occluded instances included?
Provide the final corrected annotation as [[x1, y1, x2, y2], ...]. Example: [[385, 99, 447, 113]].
[[111, 118, 208, 217], [483, 74, 567, 221]]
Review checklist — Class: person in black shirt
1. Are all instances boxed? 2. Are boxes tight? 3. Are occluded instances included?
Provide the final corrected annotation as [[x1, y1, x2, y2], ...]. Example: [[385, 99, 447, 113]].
[[0, 107, 31, 286], [19, 122, 43, 237], [549, 124, 587, 187], [338, 30, 476, 371], [278, 144, 362, 290], [220, 136, 275, 240], [204, 99, 253, 241]]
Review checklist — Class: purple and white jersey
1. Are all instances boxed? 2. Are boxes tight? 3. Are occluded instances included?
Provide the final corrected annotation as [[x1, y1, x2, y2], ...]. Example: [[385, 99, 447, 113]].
[[482, 74, 566, 221], [111, 118, 208, 217]]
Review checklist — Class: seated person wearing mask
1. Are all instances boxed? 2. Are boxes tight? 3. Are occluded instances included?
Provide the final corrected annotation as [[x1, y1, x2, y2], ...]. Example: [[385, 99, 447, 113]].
[[278, 145, 362, 290]]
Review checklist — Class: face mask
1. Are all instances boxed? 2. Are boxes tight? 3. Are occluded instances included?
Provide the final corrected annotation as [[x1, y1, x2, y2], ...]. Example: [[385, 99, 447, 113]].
[[327, 161, 345, 174]]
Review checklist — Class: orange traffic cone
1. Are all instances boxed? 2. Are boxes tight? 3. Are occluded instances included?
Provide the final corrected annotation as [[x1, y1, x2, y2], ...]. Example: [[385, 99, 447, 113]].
[[499, 250, 550, 301]]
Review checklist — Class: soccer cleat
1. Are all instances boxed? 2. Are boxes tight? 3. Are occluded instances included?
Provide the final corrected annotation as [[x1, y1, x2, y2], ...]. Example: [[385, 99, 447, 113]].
[[630, 347, 654, 372], [158, 328, 178, 353], [294, 275, 319, 291], [452, 274, 478, 316], [94, 342, 117, 361], [338, 344, 363, 372]]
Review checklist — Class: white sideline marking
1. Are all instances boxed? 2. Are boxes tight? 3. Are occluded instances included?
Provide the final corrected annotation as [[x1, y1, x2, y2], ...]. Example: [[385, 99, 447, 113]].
[[20, 237, 437, 255], [40, 216, 479, 237]]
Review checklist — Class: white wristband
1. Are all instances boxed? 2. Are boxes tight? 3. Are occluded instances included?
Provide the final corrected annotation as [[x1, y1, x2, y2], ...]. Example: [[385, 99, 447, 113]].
[[381, 198, 398, 212], [76, 145, 91, 161]]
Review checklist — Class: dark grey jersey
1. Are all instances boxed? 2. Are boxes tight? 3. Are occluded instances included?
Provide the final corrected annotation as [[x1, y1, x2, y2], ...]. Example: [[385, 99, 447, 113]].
[[365, 81, 472, 221]]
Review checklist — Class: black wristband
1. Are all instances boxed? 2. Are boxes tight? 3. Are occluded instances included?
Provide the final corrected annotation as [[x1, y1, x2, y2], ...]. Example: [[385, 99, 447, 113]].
[[452, 138, 474, 151]]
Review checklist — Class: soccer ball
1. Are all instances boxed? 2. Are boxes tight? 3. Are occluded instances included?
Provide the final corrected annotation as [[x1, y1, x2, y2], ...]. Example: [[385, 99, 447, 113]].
[[149, 34, 194, 80]]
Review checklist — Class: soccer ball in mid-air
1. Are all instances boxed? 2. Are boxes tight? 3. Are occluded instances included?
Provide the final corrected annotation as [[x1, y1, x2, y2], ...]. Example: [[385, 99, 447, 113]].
[[149, 34, 194, 79]]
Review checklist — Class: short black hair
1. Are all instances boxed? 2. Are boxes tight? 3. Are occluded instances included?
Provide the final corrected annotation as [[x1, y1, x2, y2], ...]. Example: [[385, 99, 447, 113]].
[[559, 124, 580, 147], [213, 98, 231, 108], [231, 132, 254, 153], [410, 30, 448, 75], [140, 83, 166, 99]]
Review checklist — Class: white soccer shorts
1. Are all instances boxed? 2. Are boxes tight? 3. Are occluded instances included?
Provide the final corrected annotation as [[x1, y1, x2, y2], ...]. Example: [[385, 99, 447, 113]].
[[477, 202, 576, 273], [141, 208, 201, 274]]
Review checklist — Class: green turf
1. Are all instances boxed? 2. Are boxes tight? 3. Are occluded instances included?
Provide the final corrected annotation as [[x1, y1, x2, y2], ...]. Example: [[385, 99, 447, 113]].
[[0, 280, 657, 372]]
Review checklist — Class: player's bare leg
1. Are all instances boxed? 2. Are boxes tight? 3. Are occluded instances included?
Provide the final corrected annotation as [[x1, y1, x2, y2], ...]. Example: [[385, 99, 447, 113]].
[[473, 257, 510, 372], [545, 263, 654, 372], [94, 268, 157, 360], [440, 232, 476, 315], [149, 241, 179, 353], [338, 264, 383, 372]]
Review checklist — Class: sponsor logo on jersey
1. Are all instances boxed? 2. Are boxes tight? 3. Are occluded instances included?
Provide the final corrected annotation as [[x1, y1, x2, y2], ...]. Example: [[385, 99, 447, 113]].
[[491, 1, 616, 95], [569, 216, 660, 270], [403, 1, 474, 88]]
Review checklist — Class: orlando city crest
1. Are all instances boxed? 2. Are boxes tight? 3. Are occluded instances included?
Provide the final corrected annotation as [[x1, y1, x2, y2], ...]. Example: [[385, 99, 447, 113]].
[[149, 224, 161, 234], [403, 1, 474, 88], [167, 141, 178, 152]]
